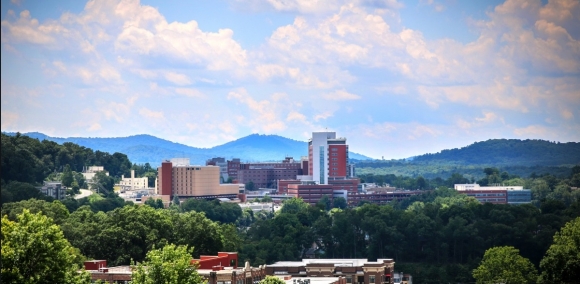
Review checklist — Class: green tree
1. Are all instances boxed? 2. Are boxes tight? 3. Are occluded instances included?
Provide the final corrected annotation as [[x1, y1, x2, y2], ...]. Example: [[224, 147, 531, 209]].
[[1, 209, 90, 284], [259, 275, 286, 284], [173, 195, 181, 206], [538, 217, 580, 283], [1, 199, 70, 225], [131, 244, 204, 284], [61, 164, 74, 187], [246, 181, 255, 191], [280, 197, 309, 214], [472, 246, 538, 284], [317, 195, 331, 211], [416, 176, 427, 189], [333, 197, 347, 209]]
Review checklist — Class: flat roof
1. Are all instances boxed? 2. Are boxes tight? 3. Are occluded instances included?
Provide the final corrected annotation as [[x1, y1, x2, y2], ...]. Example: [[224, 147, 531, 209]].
[[269, 259, 393, 267]]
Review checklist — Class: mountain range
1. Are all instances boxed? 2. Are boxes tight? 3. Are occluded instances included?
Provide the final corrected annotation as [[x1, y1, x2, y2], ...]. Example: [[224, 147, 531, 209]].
[[3, 132, 372, 166]]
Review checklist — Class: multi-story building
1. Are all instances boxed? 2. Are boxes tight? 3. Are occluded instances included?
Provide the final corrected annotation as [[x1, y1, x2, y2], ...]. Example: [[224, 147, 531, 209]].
[[118, 170, 148, 191], [266, 258, 396, 284], [206, 157, 229, 182], [157, 158, 239, 199], [39, 181, 66, 200], [287, 182, 335, 205], [308, 132, 349, 185], [454, 184, 531, 204], [228, 157, 304, 189]]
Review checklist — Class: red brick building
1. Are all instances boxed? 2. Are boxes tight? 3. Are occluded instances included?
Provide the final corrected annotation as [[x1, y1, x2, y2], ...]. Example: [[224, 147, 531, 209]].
[[287, 183, 334, 205]]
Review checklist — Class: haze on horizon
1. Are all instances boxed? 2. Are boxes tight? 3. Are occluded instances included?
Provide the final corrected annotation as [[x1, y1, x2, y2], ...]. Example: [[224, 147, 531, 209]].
[[1, 0, 579, 160]]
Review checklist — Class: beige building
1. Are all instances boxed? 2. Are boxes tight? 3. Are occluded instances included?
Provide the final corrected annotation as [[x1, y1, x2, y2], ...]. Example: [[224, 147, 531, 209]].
[[158, 158, 239, 199], [82, 166, 108, 181], [119, 170, 148, 190]]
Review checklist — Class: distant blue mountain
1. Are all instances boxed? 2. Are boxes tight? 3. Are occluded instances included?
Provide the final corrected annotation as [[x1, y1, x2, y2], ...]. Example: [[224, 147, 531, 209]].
[[4, 132, 372, 166]]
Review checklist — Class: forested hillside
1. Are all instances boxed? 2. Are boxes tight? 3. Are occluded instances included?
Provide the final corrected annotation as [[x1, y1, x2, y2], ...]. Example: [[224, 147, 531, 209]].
[[355, 139, 579, 179], [413, 139, 580, 166]]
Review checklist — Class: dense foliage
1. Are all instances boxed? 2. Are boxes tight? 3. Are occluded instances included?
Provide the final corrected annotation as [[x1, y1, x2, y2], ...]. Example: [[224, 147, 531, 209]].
[[472, 246, 537, 284], [538, 217, 580, 283], [131, 244, 204, 284], [1, 209, 90, 284], [412, 139, 580, 166], [355, 139, 579, 180]]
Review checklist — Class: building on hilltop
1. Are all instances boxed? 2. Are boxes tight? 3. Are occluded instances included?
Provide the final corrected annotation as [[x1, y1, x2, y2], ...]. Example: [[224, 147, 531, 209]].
[[82, 166, 109, 181], [454, 184, 531, 204], [157, 158, 240, 200]]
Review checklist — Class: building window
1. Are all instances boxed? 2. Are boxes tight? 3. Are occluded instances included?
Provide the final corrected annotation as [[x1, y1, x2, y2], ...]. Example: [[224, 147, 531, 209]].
[[369, 275, 375, 284], [346, 276, 352, 283]]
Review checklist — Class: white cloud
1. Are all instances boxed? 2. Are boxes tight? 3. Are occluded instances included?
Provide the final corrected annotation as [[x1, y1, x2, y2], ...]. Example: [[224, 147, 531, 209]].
[[139, 107, 164, 119], [322, 90, 361, 101], [227, 88, 288, 133], [174, 88, 204, 98], [87, 123, 102, 131], [165, 72, 191, 86], [0, 111, 19, 129], [514, 125, 553, 137]]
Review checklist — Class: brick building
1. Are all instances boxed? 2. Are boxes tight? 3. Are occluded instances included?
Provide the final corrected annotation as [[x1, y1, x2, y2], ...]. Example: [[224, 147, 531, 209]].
[[287, 183, 335, 205], [85, 252, 267, 284], [266, 258, 396, 284], [228, 157, 304, 189]]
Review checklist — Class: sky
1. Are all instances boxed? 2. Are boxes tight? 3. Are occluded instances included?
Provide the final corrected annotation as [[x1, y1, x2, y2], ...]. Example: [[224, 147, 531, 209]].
[[1, 0, 579, 159]]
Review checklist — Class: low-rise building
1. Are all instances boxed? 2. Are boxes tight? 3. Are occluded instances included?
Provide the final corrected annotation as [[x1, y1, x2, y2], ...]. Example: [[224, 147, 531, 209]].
[[39, 181, 66, 200], [454, 184, 531, 204], [85, 252, 266, 284], [346, 191, 423, 207], [266, 258, 396, 284], [82, 166, 109, 181]]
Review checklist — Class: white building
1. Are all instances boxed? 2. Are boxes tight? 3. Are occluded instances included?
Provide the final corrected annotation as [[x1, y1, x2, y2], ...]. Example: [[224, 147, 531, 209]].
[[454, 184, 524, 191], [82, 166, 109, 181], [119, 170, 148, 190]]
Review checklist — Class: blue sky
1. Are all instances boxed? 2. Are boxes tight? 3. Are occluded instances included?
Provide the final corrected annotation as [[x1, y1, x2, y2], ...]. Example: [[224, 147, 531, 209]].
[[1, 0, 579, 159]]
